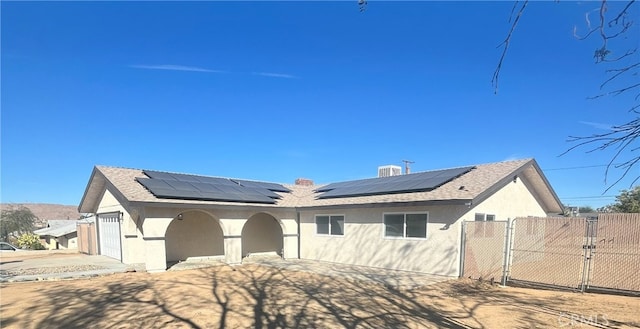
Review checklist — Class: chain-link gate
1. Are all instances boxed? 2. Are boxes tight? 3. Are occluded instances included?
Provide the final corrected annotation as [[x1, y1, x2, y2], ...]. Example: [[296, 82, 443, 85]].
[[461, 221, 508, 283], [508, 217, 588, 290], [461, 214, 640, 294], [587, 214, 640, 292]]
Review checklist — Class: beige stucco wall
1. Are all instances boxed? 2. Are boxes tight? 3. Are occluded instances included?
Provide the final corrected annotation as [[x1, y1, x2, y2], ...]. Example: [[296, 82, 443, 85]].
[[299, 205, 465, 276], [241, 213, 283, 257], [58, 233, 78, 249], [41, 234, 78, 250], [299, 178, 549, 276], [96, 189, 145, 264], [165, 210, 224, 262], [462, 177, 547, 221], [42, 236, 55, 250]]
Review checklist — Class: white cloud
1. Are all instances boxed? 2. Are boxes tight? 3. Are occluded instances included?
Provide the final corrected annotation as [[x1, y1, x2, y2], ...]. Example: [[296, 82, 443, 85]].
[[503, 154, 528, 161], [130, 65, 297, 79], [579, 121, 614, 131], [252, 72, 298, 79], [130, 64, 224, 73]]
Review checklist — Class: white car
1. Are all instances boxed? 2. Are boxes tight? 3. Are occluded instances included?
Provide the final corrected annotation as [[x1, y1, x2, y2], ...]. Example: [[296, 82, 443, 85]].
[[0, 242, 22, 252]]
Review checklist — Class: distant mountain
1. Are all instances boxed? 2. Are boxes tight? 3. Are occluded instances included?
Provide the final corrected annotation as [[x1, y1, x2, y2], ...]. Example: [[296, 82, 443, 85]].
[[0, 203, 81, 228]]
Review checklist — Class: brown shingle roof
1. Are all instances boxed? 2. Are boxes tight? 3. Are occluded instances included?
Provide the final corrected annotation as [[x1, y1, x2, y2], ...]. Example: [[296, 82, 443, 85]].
[[79, 158, 562, 213]]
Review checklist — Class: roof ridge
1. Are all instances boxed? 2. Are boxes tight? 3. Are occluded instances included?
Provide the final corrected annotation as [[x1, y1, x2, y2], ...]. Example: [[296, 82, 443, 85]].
[[95, 164, 145, 171], [94, 165, 287, 185], [415, 158, 532, 172]]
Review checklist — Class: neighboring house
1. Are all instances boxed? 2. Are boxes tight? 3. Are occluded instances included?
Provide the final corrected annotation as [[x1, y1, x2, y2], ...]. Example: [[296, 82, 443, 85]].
[[34, 220, 79, 250], [78, 158, 563, 274]]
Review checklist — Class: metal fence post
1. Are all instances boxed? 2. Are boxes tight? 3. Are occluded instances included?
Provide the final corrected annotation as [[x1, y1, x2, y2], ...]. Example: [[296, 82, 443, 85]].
[[501, 217, 514, 286], [460, 221, 467, 278]]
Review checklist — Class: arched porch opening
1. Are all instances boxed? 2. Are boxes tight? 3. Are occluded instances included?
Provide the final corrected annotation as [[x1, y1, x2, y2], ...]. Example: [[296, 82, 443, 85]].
[[165, 210, 224, 266], [241, 213, 283, 258]]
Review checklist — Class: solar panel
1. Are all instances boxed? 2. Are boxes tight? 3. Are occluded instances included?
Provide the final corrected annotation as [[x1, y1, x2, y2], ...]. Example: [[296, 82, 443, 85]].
[[317, 166, 475, 199], [231, 179, 291, 192], [137, 170, 289, 204], [143, 170, 176, 181], [137, 178, 276, 204]]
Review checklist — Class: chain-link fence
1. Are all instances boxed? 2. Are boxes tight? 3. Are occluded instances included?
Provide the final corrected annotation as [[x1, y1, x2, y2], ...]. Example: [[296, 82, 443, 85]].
[[509, 217, 587, 290], [461, 214, 640, 294], [461, 221, 507, 283], [588, 213, 640, 292]]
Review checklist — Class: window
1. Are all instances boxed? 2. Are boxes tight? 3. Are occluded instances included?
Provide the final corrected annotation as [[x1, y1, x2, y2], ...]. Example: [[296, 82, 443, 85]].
[[315, 215, 344, 236], [475, 213, 495, 221], [384, 213, 428, 239], [474, 213, 497, 237]]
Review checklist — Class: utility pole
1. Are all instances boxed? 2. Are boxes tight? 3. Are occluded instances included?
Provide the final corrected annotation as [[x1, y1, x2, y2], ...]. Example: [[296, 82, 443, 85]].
[[402, 160, 414, 175]]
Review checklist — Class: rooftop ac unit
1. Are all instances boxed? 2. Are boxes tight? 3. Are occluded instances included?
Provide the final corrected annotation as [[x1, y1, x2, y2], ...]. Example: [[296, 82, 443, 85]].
[[378, 165, 402, 178]]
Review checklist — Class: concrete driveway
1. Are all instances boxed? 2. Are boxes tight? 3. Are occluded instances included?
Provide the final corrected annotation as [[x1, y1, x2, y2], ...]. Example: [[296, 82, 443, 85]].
[[0, 250, 130, 282]]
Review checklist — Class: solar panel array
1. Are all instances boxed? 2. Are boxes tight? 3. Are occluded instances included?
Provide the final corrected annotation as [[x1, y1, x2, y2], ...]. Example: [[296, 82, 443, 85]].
[[316, 166, 475, 199], [136, 170, 290, 204]]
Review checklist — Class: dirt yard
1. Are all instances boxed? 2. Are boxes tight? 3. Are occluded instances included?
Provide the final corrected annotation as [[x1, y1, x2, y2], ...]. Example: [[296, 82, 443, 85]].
[[1, 264, 638, 329]]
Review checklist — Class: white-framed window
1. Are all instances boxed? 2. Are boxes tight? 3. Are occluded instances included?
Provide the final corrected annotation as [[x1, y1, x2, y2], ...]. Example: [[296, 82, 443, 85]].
[[315, 215, 345, 236], [474, 213, 496, 237], [475, 213, 495, 221], [383, 212, 428, 239]]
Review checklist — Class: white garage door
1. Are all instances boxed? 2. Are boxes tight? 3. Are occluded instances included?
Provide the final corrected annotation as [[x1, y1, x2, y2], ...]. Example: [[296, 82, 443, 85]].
[[98, 212, 122, 261]]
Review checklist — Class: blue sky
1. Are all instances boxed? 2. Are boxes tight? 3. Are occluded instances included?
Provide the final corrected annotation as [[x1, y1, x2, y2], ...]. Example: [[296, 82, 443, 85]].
[[2, 1, 639, 209]]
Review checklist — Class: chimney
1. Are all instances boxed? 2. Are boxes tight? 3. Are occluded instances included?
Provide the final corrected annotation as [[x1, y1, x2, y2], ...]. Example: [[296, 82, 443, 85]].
[[402, 160, 414, 175], [295, 178, 314, 186]]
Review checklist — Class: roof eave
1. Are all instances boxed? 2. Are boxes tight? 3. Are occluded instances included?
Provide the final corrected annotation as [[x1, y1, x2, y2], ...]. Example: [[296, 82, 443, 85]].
[[78, 166, 103, 213], [79, 167, 134, 214], [471, 159, 563, 214], [527, 159, 564, 214], [297, 199, 472, 211]]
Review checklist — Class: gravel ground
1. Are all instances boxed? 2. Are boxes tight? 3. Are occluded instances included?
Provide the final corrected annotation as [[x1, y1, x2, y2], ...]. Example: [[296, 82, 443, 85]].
[[0, 265, 107, 277], [2, 265, 639, 329]]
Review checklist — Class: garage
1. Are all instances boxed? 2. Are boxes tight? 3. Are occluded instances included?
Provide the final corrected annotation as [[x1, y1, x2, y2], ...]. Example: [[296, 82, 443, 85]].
[[97, 212, 122, 261]]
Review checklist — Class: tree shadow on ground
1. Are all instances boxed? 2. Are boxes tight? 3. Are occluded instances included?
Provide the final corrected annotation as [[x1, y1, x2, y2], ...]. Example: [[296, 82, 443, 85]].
[[3, 263, 638, 328]]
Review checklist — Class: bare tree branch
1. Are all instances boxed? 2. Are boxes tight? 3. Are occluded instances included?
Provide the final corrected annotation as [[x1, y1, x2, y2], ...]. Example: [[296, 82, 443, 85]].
[[492, 1, 528, 94], [358, 0, 367, 12], [562, 116, 640, 191], [601, 61, 640, 89], [561, 0, 640, 191], [588, 82, 640, 99], [609, 0, 636, 26]]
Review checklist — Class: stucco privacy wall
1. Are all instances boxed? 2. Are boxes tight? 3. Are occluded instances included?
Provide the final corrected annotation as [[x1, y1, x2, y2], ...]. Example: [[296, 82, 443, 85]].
[[299, 205, 466, 276], [96, 189, 145, 264], [462, 176, 547, 221]]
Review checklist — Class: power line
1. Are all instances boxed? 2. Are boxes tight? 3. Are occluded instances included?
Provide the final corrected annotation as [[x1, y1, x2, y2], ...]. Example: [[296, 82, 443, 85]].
[[543, 163, 624, 171], [560, 196, 616, 200]]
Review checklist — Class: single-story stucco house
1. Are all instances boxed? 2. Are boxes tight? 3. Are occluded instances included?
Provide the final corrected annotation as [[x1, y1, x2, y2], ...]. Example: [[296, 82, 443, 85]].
[[77, 158, 563, 275], [34, 220, 79, 250]]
